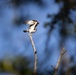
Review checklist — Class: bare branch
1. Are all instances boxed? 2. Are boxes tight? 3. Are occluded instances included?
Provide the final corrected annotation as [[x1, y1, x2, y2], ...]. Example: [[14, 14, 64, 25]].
[[23, 20, 39, 75], [52, 48, 67, 75], [29, 33, 38, 75]]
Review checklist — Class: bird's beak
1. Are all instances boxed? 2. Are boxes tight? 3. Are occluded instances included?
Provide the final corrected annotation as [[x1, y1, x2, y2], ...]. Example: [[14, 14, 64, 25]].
[[37, 22, 39, 24]]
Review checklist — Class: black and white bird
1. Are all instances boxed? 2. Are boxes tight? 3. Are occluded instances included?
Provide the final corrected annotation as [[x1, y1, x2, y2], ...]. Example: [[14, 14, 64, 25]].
[[23, 20, 39, 33]]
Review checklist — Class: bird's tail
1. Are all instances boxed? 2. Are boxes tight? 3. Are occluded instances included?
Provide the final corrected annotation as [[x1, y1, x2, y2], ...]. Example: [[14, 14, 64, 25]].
[[23, 30, 29, 33]]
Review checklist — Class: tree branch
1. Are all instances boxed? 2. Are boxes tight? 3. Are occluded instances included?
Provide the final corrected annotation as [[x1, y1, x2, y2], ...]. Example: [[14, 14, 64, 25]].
[[29, 33, 38, 75], [23, 20, 39, 75], [51, 48, 67, 75]]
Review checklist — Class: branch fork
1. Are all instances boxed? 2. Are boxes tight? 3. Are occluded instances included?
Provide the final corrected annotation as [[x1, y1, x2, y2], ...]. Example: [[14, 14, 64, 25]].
[[51, 48, 67, 75]]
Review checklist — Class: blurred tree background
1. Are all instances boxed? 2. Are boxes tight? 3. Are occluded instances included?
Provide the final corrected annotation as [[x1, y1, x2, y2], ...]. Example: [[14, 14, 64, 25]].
[[0, 0, 76, 75]]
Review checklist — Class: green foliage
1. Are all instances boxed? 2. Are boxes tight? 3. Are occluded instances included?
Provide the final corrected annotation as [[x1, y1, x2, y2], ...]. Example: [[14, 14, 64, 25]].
[[0, 56, 33, 75]]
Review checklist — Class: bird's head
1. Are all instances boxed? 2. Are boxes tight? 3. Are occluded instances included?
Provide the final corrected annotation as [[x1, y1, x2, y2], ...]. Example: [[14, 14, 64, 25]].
[[24, 20, 39, 25]]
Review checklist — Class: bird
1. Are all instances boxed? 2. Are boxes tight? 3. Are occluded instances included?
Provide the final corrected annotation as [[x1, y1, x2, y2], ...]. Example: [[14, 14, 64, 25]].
[[23, 20, 39, 33]]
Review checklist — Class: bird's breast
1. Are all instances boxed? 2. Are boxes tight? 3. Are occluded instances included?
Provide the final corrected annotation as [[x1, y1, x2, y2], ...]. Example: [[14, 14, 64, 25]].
[[29, 26, 36, 32]]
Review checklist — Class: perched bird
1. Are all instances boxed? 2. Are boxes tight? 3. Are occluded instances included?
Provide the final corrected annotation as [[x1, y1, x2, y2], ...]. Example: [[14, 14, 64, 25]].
[[23, 20, 39, 33]]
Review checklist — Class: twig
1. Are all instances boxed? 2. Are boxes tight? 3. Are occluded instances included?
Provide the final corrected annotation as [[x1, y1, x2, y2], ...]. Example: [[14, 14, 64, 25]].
[[52, 48, 67, 75], [29, 32, 38, 75]]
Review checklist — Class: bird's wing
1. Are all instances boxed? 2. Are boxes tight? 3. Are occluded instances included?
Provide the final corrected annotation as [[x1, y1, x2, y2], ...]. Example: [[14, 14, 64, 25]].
[[29, 24, 35, 29], [29, 24, 34, 27], [35, 24, 38, 28]]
